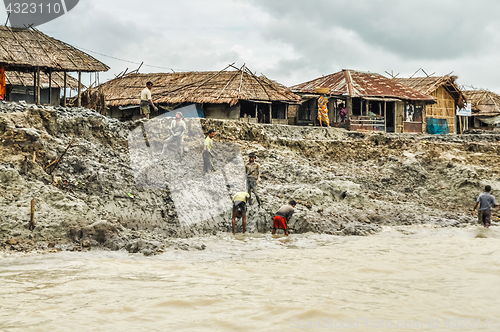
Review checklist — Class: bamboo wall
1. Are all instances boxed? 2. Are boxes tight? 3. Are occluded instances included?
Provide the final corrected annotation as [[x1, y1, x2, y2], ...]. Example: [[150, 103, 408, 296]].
[[426, 86, 456, 134]]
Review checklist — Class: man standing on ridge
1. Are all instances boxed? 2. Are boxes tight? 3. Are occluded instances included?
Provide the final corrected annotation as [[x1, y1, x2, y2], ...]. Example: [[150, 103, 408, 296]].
[[245, 152, 261, 206], [472, 185, 499, 228], [140, 81, 158, 119], [203, 129, 216, 173], [162, 111, 186, 158], [272, 200, 296, 236], [232, 192, 250, 234]]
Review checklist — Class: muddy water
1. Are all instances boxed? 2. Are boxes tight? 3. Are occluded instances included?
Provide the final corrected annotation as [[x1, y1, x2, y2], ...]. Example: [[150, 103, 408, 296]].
[[1, 226, 500, 332]]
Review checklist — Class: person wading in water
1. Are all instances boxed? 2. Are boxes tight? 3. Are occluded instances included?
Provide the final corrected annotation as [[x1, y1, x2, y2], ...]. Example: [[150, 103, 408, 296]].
[[472, 185, 499, 228]]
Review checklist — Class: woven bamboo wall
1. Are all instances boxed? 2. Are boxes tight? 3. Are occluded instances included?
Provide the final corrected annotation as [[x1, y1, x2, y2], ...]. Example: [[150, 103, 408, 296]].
[[426, 86, 456, 133]]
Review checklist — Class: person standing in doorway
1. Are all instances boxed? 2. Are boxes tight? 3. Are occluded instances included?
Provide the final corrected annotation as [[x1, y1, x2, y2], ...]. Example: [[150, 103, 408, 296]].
[[272, 200, 296, 236], [140, 81, 158, 119], [472, 185, 499, 228], [203, 129, 216, 173], [245, 152, 261, 206], [339, 103, 347, 123]]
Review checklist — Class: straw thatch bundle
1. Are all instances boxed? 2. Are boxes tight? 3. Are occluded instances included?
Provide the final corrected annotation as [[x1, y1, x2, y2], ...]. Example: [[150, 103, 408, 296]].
[[0, 25, 109, 72], [5, 71, 82, 89], [101, 65, 300, 107]]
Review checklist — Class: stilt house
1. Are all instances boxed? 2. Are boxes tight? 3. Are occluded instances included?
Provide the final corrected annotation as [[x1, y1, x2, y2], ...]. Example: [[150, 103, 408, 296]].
[[4, 71, 81, 106], [0, 25, 109, 106]]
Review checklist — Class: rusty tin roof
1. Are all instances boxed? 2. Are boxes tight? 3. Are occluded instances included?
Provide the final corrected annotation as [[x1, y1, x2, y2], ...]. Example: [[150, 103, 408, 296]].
[[290, 69, 435, 102]]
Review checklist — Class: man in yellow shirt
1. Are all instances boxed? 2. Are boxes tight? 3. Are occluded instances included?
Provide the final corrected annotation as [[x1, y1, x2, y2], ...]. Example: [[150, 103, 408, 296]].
[[140, 81, 158, 119], [232, 192, 250, 234]]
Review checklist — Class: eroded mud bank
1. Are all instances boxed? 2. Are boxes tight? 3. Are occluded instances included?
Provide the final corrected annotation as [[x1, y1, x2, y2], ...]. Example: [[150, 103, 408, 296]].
[[1, 101, 499, 254]]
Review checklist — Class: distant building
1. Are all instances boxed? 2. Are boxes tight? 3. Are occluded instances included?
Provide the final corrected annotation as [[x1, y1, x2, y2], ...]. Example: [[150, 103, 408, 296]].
[[99, 65, 301, 122], [463, 90, 500, 130], [290, 69, 435, 133], [394, 75, 466, 134]]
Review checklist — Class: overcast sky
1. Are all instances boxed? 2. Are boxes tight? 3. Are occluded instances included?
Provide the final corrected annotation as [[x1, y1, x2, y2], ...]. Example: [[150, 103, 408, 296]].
[[2, 0, 500, 91]]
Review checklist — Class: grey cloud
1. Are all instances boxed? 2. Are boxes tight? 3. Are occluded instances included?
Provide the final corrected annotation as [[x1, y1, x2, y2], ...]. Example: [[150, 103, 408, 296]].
[[247, 0, 500, 60]]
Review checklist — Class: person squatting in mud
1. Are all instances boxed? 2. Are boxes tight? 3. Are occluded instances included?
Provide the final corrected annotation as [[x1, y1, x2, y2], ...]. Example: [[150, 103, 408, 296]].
[[245, 152, 261, 206], [139, 81, 158, 119], [232, 192, 250, 234], [472, 185, 499, 228], [162, 111, 186, 158], [203, 129, 217, 174], [272, 200, 296, 236]]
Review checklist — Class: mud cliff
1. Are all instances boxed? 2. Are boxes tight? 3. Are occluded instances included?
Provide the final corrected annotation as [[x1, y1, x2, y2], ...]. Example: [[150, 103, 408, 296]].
[[1, 101, 499, 255]]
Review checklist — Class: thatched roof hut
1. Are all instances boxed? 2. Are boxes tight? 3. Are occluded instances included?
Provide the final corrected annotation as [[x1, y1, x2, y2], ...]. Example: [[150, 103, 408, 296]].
[[463, 90, 500, 128], [393, 75, 465, 107], [100, 65, 301, 122], [463, 90, 500, 116], [393, 75, 465, 133], [0, 26, 109, 72], [102, 65, 300, 107]]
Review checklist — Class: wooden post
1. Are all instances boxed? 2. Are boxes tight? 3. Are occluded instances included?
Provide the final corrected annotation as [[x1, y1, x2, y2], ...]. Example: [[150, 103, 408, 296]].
[[33, 69, 37, 104], [285, 104, 288, 120], [269, 103, 272, 124], [77, 71, 82, 107], [36, 67, 41, 105], [48, 70, 52, 106], [29, 199, 35, 231], [365, 100, 369, 116], [384, 101, 387, 132], [63, 72, 67, 107]]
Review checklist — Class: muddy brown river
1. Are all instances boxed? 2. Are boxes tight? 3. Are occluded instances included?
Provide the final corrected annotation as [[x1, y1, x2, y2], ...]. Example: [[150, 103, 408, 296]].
[[1, 226, 500, 332]]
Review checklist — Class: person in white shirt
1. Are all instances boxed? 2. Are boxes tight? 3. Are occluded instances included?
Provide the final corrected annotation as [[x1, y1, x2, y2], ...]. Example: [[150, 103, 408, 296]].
[[140, 81, 158, 119]]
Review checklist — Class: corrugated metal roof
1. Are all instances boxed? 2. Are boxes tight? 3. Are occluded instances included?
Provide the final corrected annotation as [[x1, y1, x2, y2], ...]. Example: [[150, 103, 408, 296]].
[[290, 69, 435, 101]]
